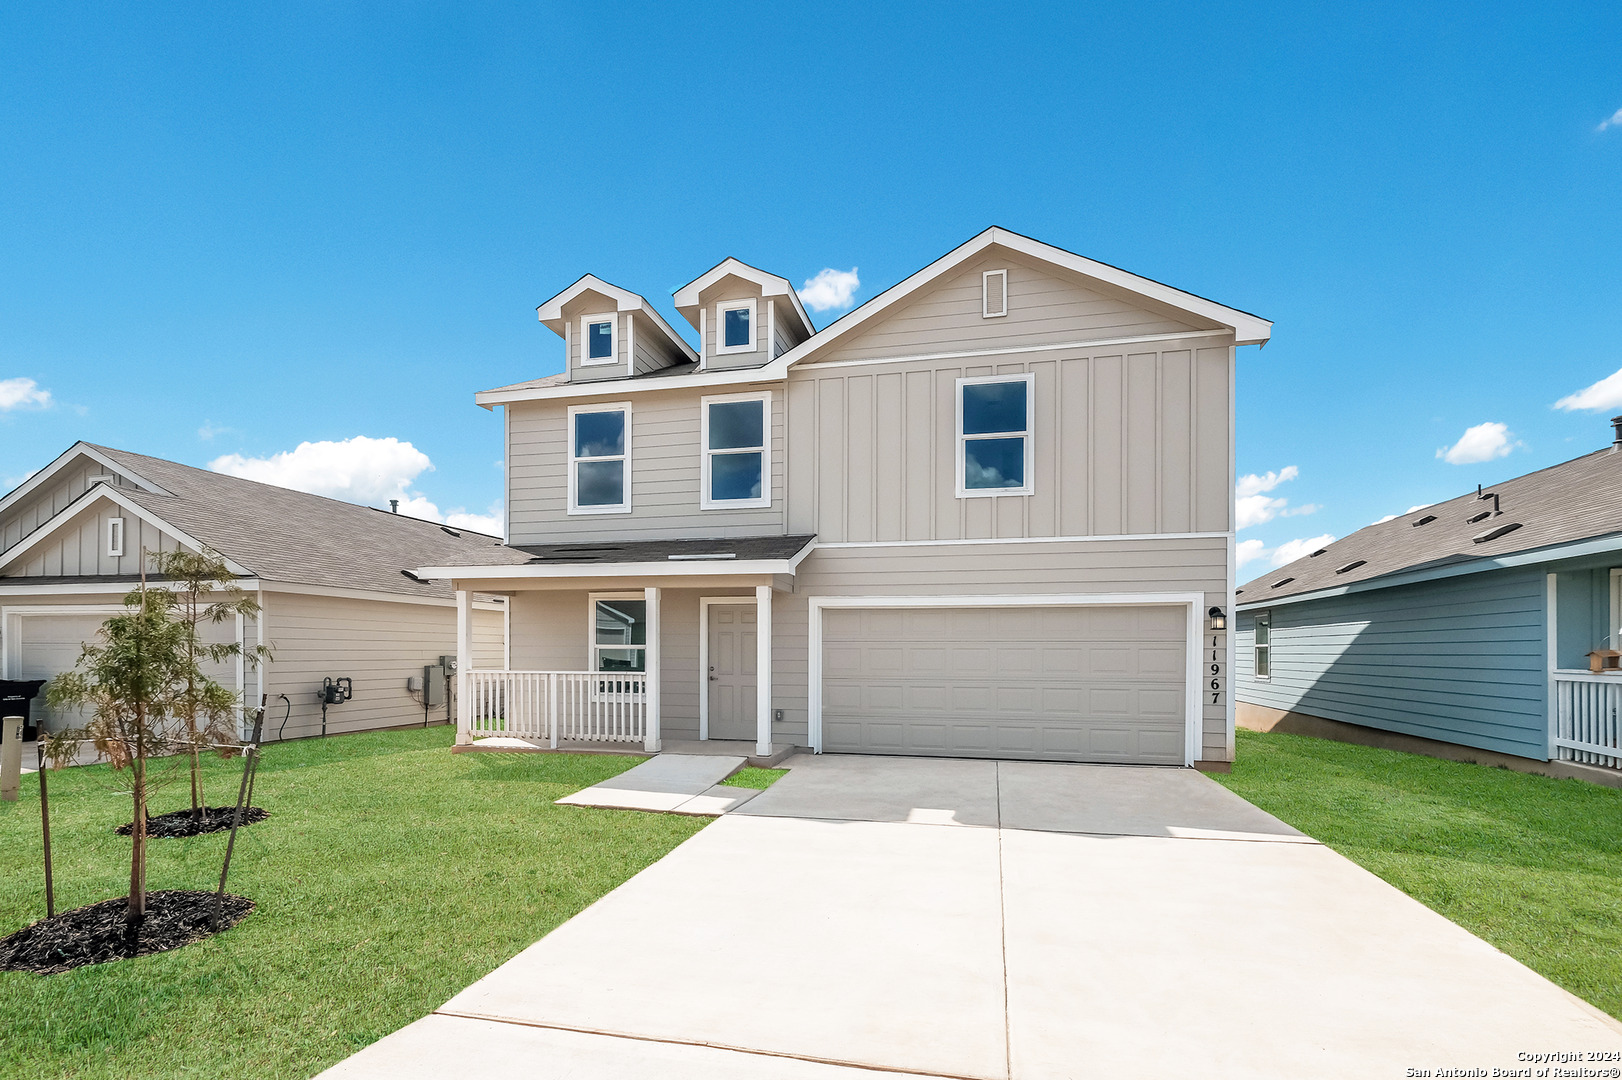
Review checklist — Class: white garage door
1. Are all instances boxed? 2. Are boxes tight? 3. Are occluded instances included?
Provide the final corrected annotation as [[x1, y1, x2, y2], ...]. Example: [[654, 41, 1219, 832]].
[[8, 612, 115, 734], [821, 604, 1189, 764]]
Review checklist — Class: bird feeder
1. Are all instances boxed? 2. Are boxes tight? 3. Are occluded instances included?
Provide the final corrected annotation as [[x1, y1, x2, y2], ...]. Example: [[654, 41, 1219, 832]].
[[1587, 650, 1622, 674]]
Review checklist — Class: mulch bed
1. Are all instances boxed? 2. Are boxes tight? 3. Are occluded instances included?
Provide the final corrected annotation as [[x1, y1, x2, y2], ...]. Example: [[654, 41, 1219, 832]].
[[0, 890, 255, 974], [116, 806, 269, 837]]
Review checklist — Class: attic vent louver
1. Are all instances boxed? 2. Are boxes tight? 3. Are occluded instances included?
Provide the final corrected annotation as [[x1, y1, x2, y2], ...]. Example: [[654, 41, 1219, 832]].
[[1334, 560, 1367, 574], [1270, 577, 1295, 588], [1308, 548, 1327, 557], [982, 269, 1008, 318], [1466, 510, 1491, 524], [440, 526, 462, 537], [1472, 522, 1522, 544], [1412, 515, 1437, 526]]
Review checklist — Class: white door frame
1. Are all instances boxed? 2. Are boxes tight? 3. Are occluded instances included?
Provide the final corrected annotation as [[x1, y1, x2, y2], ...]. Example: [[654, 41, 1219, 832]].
[[807, 593, 1204, 765], [2, 604, 126, 680], [698, 595, 757, 740]]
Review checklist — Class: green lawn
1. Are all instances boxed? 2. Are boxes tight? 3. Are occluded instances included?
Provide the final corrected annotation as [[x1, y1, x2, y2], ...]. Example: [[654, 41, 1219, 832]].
[[1215, 728, 1622, 1020], [0, 728, 708, 1080], [718, 766, 788, 790]]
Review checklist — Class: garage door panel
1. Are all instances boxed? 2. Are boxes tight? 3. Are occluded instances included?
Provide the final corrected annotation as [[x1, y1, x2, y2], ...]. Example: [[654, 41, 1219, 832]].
[[822, 603, 1187, 765]]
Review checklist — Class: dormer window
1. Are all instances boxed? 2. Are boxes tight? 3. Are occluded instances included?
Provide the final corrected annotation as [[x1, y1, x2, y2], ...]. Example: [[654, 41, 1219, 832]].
[[581, 314, 618, 366], [715, 299, 756, 355]]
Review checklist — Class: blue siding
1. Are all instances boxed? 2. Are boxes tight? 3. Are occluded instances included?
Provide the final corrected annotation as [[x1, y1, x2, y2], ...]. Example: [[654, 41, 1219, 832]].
[[1236, 567, 1549, 760], [1555, 567, 1612, 669]]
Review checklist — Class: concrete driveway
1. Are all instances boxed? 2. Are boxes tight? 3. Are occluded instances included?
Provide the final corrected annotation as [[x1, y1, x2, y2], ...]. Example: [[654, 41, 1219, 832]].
[[320, 755, 1622, 1079]]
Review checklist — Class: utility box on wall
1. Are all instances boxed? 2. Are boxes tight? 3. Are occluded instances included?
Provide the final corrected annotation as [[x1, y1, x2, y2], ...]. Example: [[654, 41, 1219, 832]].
[[424, 663, 446, 707]]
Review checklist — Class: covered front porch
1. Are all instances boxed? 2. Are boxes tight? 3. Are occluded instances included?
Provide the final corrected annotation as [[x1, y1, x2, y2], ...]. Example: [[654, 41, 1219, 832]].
[[426, 536, 816, 763]]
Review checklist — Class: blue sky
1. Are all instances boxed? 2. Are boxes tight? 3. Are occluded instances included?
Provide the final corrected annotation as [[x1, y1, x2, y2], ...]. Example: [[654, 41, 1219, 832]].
[[2, 3, 1620, 570]]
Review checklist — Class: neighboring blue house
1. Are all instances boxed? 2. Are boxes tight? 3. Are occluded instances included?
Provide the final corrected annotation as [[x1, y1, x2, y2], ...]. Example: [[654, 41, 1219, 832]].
[[1235, 425, 1622, 781]]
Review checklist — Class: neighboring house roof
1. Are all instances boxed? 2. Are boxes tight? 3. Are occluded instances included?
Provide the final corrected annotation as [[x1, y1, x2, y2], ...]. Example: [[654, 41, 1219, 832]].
[[0, 443, 525, 600], [475, 225, 1273, 408], [1239, 446, 1622, 607], [672, 257, 814, 340], [535, 274, 699, 363]]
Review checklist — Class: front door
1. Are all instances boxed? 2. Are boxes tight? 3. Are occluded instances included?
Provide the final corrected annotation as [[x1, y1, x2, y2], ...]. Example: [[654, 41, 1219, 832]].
[[708, 605, 756, 741]]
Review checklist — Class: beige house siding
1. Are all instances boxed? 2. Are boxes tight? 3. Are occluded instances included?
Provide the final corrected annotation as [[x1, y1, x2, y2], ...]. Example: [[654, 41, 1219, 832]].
[[699, 278, 772, 372], [786, 340, 1232, 543], [562, 290, 631, 383], [802, 249, 1217, 367], [1, 456, 144, 554], [506, 387, 787, 543], [9, 497, 186, 577]]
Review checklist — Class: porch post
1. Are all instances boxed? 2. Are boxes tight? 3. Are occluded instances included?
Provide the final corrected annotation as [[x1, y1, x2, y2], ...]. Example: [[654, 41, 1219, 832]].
[[755, 584, 772, 758], [455, 588, 472, 746], [644, 586, 662, 753]]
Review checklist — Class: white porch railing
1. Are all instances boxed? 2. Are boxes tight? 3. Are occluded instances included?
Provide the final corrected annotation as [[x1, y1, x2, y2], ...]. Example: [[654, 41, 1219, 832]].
[[1552, 671, 1622, 769], [462, 670, 649, 747]]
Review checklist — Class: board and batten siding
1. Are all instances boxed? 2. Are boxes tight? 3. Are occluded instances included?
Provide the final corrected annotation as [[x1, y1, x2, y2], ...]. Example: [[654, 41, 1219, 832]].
[[261, 589, 504, 741], [786, 341, 1232, 543], [1234, 568, 1550, 760], [1, 456, 145, 554], [506, 387, 787, 543], [10, 498, 185, 577]]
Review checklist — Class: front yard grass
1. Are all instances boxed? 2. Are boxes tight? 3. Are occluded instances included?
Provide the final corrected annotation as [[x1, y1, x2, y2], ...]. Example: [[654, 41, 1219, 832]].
[[1214, 728, 1622, 1021], [0, 727, 707, 1080], [719, 766, 788, 789]]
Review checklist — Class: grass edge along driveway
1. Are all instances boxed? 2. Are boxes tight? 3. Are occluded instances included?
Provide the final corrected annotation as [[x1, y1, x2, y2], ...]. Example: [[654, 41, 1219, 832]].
[[0, 727, 708, 1080], [1215, 728, 1622, 1022]]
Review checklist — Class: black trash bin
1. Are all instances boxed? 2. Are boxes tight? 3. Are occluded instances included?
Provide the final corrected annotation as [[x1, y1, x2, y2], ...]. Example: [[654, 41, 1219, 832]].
[[0, 679, 48, 743]]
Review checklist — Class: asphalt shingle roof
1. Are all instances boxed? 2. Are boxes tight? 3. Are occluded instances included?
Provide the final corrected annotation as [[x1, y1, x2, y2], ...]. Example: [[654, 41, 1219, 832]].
[[1239, 446, 1622, 605], [77, 446, 531, 599]]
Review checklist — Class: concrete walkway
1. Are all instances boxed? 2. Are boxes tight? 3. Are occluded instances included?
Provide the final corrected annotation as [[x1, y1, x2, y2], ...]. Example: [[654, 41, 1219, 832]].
[[320, 756, 1622, 1079], [553, 753, 757, 815]]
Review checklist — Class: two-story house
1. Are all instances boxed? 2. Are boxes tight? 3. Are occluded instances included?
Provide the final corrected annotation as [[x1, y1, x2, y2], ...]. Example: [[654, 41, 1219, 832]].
[[421, 227, 1271, 768]]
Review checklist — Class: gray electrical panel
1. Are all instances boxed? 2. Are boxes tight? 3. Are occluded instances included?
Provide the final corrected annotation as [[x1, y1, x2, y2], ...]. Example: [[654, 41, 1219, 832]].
[[424, 663, 446, 707]]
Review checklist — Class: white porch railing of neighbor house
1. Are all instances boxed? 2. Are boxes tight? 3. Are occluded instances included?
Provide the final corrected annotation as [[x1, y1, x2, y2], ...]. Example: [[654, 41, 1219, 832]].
[[462, 670, 648, 747], [1552, 672, 1622, 769]]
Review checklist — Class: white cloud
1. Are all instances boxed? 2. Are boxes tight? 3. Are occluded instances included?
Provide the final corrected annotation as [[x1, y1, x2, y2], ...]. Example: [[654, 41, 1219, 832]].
[[197, 420, 236, 441], [800, 267, 860, 313], [0, 377, 52, 411], [209, 434, 506, 537], [1598, 108, 1622, 133], [1236, 466, 1315, 529], [1236, 538, 1268, 568], [1554, 366, 1622, 412], [1437, 421, 1518, 465]]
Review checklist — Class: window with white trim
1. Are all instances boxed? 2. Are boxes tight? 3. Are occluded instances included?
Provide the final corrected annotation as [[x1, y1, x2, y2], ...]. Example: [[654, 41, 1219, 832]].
[[1253, 612, 1271, 679], [982, 268, 1008, 318], [714, 298, 756, 355], [956, 374, 1033, 497], [580, 313, 618, 366], [701, 392, 769, 508], [568, 404, 631, 513], [591, 594, 648, 673], [107, 517, 125, 557]]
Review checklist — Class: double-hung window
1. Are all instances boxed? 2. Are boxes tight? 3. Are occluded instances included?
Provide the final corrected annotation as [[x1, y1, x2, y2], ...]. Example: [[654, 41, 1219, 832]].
[[580, 313, 618, 366], [591, 595, 647, 673], [701, 392, 770, 509], [568, 403, 631, 514], [956, 373, 1034, 497], [714, 299, 756, 355], [1253, 612, 1271, 679]]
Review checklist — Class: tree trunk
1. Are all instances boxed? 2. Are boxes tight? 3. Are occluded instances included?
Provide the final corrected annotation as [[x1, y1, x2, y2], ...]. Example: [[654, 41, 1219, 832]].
[[129, 757, 147, 927]]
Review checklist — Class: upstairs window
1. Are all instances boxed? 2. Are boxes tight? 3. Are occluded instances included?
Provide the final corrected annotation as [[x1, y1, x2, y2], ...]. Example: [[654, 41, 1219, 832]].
[[702, 392, 770, 508], [1253, 612, 1271, 679], [581, 313, 618, 366], [956, 374, 1033, 497], [568, 404, 631, 514], [592, 596, 647, 673], [715, 299, 756, 355]]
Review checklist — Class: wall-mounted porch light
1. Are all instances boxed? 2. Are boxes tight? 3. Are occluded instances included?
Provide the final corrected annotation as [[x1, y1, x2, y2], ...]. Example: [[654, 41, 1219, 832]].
[[1208, 606, 1227, 632]]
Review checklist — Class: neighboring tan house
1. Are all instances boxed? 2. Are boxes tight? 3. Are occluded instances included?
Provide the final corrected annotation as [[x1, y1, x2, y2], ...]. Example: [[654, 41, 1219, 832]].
[[422, 227, 1271, 767], [1235, 428, 1622, 778], [0, 443, 507, 741]]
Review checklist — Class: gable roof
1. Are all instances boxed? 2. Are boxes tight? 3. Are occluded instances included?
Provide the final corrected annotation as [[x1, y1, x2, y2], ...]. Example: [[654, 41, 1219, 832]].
[[535, 274, 698, 363], [1239, 446, 1622, 607], [0, 443, 529, 599], [673, 257, 814, 339]]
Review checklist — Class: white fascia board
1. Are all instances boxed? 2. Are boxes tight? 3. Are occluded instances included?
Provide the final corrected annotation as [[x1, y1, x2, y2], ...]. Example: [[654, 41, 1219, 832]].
[[414, 557, 804, 582], [0, 442, 169, 521], [673, 257, 814, 338], [1234, 531, 1622, 612], [535, 274, 697, 363], [475, 366, 786, 407], [777, 227, 1272, 372], [259, 579, 503, 609], [0, 578, 262, 597], [0, 484, 254, 577]]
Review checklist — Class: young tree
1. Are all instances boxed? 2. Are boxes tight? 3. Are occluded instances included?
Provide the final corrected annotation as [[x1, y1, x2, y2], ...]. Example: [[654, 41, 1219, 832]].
[[146, 548, 269, 821]]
